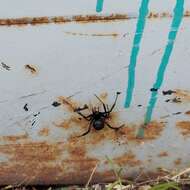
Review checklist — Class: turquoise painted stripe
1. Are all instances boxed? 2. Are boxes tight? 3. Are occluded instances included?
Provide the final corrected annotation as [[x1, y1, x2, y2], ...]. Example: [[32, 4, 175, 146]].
[[144, 0, 184, 124], [124, 0, 150, 108], [96, 0, 104, 12]]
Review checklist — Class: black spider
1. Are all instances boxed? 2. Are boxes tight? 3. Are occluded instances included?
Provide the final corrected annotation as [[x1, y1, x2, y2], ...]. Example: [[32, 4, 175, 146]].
[[74, 92, 124, 137]]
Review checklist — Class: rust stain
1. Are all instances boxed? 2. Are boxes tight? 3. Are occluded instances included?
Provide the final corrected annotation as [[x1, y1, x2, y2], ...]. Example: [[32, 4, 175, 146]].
[[64, 31, 118, 37], [118, 125, 136, 141], [99, 92, 108, 100], [113, 152, 142, 167], [0, 139, 102, 185], [31, 17, 49, 25], [0, 17, 29, 26], [0, 130, 170, 185], [92, 33, 118, 37], [0, 11, 190, 27], [171, 89, 190, 103], [65, 137, 87, 159], [38, 128, 50, 137], [148, 12, 160, 18], [143, 122, 165, 140], [95, 170, 116, 182], [185, 111, 190, 115], [58, 96, 79, 112], [148, 12, 171, 19], [54, 95, 164, 145], [1, 133, 29, 142], [51, 16, 71, 23], [68, 145, 86, 159], [175, 89, 190, 101], [158, 151, 168, 157], [72, 14, 129, 23], [0, 163, 63, 185], [54, 116, 88, 131], [148, 10, 190, 19], [0, 160, 99, 185], [0, 14, 129, 26], [70, 111, 125, 143], [119, 121, 165, 142], [184, 10, 190, 17], [57, 118, 164, 145], [176, 121, 190, 137], [174, 158, 182, 166], [24, 64, 38, 75], [0, 142, 63, 162]]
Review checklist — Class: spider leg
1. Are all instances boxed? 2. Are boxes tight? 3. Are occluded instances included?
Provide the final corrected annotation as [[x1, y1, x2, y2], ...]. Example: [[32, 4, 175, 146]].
[[105, 121, 124, 130], [77, 119, 93, 137], [106, 104, 110, 116], [74, 109, 92, 121], [108, 92, 121, 113], [74, 104, 88, 112], [94, 94, 107, 113]]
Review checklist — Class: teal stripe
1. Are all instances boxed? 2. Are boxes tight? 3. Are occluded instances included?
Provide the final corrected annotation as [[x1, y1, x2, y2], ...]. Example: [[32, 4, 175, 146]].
[[124, 0, 150, 108], [96, 0, 104, 12], [144, 0, 184, 124]]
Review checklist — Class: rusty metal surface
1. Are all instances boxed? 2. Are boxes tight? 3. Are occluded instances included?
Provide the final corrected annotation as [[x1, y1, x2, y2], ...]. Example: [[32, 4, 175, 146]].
[[0, 11, 190, 26], [0, 0, 190, 185]]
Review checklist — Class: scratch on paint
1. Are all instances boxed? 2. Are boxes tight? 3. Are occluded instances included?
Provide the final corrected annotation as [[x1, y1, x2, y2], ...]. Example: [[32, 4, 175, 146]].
[[144, 0, 184, 126], [124, 0, 150, 108], [96, 0, 104, 13]]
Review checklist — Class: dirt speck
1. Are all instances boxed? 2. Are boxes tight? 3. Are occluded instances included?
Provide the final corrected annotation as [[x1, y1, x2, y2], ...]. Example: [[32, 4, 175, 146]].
[[158, 151, 168, 157], [174, 158, 182, 166], [25, 64, 38, 75]]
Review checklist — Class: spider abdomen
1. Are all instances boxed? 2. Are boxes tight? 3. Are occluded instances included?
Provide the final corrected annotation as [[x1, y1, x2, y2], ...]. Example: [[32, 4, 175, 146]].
[[93, 118, 105, 130]]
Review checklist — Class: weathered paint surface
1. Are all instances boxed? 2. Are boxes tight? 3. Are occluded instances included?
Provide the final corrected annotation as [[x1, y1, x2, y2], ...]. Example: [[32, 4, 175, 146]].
[[0, 0, 190, 185]]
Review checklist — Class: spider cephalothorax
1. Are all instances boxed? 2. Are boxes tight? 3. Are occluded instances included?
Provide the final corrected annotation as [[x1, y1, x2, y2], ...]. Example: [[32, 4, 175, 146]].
[[74, 92, 124, 137]]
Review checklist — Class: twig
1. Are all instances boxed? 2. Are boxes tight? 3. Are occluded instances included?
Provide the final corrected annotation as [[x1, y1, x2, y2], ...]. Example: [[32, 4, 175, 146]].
[[171, 167, 190, 180], [85, 162, 99, 188]]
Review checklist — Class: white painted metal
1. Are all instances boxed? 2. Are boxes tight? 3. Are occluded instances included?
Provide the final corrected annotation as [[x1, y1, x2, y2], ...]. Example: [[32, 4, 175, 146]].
[[0, 0, 189, 185]]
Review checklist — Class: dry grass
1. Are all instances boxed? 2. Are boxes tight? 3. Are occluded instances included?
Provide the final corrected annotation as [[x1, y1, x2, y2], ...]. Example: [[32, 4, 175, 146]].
[[1, 166, 190, 190]]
